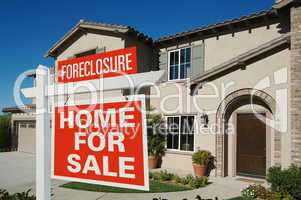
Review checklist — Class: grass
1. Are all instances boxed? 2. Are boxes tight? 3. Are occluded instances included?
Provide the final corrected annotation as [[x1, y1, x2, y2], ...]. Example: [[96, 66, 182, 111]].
[[61, 180, 192, 193]]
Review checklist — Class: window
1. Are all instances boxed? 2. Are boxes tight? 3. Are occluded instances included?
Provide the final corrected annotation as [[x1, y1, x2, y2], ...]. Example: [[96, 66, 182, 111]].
[[166, 115, 194, 151], [28, 123, 36, 129], [19, 123, 27, 128], [168, 47, 191, 80]]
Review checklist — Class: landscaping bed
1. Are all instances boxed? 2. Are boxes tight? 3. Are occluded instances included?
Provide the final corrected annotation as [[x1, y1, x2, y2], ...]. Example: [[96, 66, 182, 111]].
[[61, 170, 209, 193]]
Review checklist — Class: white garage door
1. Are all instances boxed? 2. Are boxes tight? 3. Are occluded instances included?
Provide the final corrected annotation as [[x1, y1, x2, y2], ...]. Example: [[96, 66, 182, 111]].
[[18, 122, 36, 154]]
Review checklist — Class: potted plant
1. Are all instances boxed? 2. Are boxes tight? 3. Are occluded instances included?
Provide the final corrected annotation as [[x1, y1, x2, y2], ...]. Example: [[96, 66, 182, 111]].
[[192, 150, 214, 177], [148, 133, 166, 169], [147, 109, 166, 169]]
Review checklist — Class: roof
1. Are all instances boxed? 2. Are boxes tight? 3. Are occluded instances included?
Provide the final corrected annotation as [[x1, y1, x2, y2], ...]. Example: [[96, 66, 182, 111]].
[[2, 104, 36, 114], [155, 9, 279, 46], [45, 20, 153, 58], [273, 0, 301, 9], [190, 33, 290, 86]]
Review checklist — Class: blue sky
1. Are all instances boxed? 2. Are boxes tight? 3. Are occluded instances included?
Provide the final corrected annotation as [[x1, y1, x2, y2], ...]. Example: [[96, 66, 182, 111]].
[[0, 0, 274, 113]]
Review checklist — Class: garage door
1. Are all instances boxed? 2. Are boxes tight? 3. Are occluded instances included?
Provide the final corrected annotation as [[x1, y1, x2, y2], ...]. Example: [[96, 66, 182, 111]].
[[18, 121, 36, 154]]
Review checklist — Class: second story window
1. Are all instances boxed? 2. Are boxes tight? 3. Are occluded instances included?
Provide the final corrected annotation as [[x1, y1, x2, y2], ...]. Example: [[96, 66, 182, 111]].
[[168, 47, 191, 81]]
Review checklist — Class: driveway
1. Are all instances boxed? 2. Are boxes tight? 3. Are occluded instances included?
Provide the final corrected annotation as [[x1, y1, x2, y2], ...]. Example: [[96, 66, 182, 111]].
[[0, 152, 250, 200]]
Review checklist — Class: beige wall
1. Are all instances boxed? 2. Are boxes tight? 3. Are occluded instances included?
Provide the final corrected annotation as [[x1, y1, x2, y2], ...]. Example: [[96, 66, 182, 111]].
[[204, 24, 282, 70], [154, 24, 290, 173], [55, 32, 155, 75], [57, 33, 125, 61]]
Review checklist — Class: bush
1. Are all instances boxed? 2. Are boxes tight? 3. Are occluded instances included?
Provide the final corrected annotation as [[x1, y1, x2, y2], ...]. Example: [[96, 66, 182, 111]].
[[241, 184, 295, 200], [148, 171, 209, 189], [192, 150, 213, 166], [149, 171, 174, 181], [241, 185, 258, 200], [0, 189, 35, 200], [0, 115, 10, 149], [147, 111, 166, 157], [174, 175, 182, 184], [158, 170, 174, 181], [267, 165, 301, 199], [189, 177, 208, 189], [180, 175, 194, 185], [149, 171, 161, 181]]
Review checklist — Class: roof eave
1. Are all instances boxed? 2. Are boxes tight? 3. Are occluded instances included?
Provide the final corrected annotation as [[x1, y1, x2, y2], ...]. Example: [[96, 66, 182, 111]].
[[273, 0, 298, 9], [45, 22, 130, 58], [155, 9, 279, 46], [190, 34, 291, 85], [2, 104, 36, 114]]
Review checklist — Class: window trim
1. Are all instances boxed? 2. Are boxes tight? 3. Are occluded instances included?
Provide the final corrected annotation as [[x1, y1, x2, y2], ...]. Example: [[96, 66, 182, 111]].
[[167, 47, 192, 81], [165, 115, 196, 152]]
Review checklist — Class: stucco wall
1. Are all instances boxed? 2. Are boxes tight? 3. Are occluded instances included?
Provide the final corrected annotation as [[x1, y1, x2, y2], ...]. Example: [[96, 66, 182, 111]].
[[154, 24, 290, 173], [204, 24, 283, 70], [57, 33, 125, 61]]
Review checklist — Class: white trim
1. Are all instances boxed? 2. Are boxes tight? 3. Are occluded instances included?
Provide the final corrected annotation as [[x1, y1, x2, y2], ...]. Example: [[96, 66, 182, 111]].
[[21, 70, 165, 98], [51, 95, 149, 191]]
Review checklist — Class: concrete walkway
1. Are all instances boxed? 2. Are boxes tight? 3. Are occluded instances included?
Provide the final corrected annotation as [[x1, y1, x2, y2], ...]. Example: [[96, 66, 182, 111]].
[[0, 152, 257, 200]]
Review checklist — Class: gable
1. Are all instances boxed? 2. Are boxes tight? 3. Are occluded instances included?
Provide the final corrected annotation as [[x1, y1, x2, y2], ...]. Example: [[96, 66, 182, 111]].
[[56, 32, 125, 61]]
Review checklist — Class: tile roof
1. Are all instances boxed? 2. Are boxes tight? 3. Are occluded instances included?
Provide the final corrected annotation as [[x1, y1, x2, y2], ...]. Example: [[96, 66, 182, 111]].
[[46, 20, 152, 57], [2, 104, 36, 113], [155, 9, 278, 44]]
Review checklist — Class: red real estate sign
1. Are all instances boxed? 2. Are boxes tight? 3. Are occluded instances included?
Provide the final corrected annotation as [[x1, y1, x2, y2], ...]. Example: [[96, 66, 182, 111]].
[[52, 96, 149, 190], [57, 47, 137, 83]]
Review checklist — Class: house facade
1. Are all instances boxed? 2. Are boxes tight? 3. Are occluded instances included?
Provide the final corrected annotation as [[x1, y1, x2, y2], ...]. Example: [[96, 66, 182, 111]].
[[3, 0, 301, 178]]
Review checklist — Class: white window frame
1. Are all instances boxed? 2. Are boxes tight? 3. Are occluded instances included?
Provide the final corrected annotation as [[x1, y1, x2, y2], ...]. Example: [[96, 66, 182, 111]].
[[165, 115, 195, 152], [167, 47, 191, 81]]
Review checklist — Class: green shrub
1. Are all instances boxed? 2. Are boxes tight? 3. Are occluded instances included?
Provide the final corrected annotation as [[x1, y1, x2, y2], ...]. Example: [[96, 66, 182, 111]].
[[158, 170, 174, 181], [180, 175, 194, 185], [241, 184, 295, 200], [147, 111, 166, 157], [0, 189, 10, 200], [192, 150, 213, 165], [267, 165, 301, 199], [241, 185, 258, 200], [174, 175, 182, 184], [149, 171, 154, 180], [189, 177, 208, 189], [149, 172, 161, 181], [0, 189, 35, 200]]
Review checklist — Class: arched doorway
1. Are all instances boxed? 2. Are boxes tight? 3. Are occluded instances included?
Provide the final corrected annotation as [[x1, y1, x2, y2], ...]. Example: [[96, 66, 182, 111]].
[[216, 88, 280, 177]]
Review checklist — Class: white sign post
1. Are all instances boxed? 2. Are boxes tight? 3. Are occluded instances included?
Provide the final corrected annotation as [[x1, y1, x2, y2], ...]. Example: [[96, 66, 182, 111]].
[[35, 65, 51, 200]]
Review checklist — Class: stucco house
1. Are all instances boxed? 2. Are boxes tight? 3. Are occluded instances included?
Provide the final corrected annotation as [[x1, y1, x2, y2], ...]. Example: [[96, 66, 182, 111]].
[[3, 0, 301, 178]]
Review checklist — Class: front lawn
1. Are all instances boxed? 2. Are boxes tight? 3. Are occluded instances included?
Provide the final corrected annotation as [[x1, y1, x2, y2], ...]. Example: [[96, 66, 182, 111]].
[[61, 180, 193, 193]]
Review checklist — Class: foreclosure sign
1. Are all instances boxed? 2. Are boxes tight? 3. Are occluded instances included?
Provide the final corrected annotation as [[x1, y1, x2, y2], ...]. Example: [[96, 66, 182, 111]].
[[52, 96, 149, 190], [57, 47, 137, 83]]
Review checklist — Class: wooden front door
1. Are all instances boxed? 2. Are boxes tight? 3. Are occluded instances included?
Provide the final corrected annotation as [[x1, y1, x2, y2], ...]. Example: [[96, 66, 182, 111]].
[[237, 113, 266, 177]]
